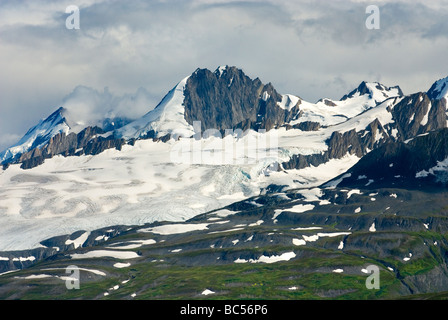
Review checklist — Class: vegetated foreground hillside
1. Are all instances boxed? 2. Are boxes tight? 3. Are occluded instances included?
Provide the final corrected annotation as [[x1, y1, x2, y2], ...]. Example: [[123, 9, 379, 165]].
[[1, 183, 448, 300]]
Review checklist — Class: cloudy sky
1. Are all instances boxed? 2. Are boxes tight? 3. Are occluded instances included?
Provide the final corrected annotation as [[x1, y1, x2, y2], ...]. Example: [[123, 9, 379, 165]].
[[1, 0, 448, 151]]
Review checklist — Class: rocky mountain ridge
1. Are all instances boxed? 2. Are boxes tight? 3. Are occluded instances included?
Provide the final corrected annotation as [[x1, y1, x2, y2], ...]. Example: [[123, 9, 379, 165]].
[[1, 65, 432, 171]]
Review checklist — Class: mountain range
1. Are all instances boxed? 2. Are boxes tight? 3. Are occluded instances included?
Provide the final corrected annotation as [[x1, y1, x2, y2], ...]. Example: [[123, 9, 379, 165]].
[[2, 66, 448, 191], [1, 66, 448, 300]]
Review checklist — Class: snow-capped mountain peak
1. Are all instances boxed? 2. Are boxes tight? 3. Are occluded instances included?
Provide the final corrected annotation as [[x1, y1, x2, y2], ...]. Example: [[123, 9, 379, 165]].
[[285, 81, 402, 128], [0, 107, 70, 163], [341, 81, 403, 103], [115, 76, 194, 140], [215, 65, 228, 77], [115, 66, 296, 140], [427, 76, 448, 101]]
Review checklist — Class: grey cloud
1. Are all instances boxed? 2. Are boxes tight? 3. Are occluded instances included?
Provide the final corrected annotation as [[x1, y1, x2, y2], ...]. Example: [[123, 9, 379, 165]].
[[61, 85, 158, 123]]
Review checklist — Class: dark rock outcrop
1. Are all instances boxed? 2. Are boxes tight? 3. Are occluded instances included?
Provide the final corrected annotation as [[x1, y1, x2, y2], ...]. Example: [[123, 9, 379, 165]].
[[391, 92, 446, 141], [183, 67, 300, 133], [281, 118, 393, 171], [328, 128, 448, 188], [15, 126, 126, 169], [281, 90, 448, 172], [285, 121, 321, 131]]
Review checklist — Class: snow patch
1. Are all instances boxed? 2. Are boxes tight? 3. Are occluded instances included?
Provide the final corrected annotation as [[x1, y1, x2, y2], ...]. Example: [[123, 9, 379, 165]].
[[273, 204, 315, 220], [325, 173, 352, 189], [12, 256, 36, 262], [292, 227, 322, 231], [65, 231, 90, 249], [139, 223, 209, 235], [70, 250, 139, 260], [262, 91, 270, 102], [277, 94, 300, 111], [202, 289, 215, 296], [332, 269, 344, 273], [347, 189, 361, 198], [234, 252, 296, 264], [106, 239, 156, 250], [420, 102, 431, 126], [113, 262, 131, 268], [292, 238, 306, 246]]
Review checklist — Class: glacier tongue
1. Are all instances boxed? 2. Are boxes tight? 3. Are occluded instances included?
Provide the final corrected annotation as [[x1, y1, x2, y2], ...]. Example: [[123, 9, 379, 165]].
[[0, 139, 254, 250]]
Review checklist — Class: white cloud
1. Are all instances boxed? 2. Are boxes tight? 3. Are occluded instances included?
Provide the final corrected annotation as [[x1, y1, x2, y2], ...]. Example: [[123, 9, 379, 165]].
[[60, 85, 157, 132], [0, 134, 22, 152]]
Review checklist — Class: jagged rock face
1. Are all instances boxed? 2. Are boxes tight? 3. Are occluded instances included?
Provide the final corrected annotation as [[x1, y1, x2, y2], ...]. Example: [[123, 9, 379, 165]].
[[427, 77, 448, 101], [281, 119, 393, 171], [341, 81, 403, 101], [341, 82, 371, 100], [183, 67, 300, 132], [317, 98, 337, 107], [4, 69, 448, 172], [286, 121, 321, 132], [281, 92, 447, 172], [83, 135, 126, 156], [391, 92, 446, 141], [280, 152, 329, 171], [332, 128, 448, 188], [16, 126, 126, 169]]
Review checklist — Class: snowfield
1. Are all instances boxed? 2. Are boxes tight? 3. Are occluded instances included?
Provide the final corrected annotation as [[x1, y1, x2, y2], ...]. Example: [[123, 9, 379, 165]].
[[70, 250, 140, 260], [0, 122, 365, 251], [234, 251, 296, 264], [0, 72, 404, 251]]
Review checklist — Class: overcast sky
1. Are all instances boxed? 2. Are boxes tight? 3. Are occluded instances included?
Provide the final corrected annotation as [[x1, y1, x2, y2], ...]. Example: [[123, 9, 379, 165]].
[[1, 0, 448, 151]]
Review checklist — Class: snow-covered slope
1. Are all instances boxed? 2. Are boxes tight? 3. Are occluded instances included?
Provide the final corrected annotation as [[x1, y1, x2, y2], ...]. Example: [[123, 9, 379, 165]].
[[0, 85, 156, 165], [341, 81, 403, 102], [0, 107, 70, 163], [115, 76, 194, 140], [0, 129, 358, 251], [115, 69, 402, 142], [427, 76, 448, 102], [279, 81, 402, 128]]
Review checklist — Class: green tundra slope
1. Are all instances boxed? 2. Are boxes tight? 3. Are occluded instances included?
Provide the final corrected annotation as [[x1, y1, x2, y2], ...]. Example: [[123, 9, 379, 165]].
[[1, 184, 448, 300]]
